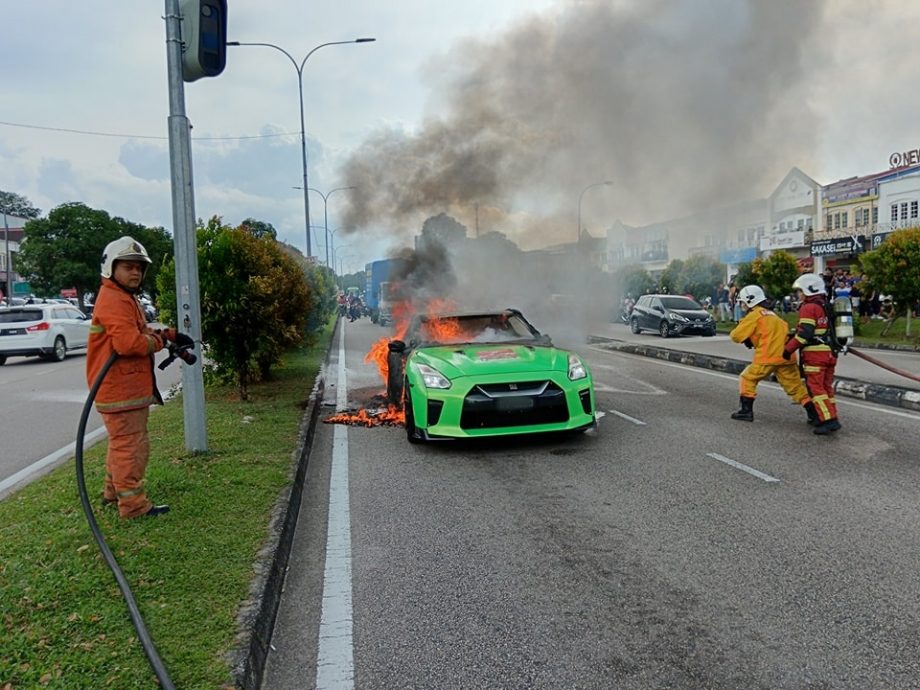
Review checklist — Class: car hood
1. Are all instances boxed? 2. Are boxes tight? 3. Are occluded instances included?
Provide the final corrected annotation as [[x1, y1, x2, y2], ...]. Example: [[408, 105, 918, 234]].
[[411, 343, 569, 378], [670, 308, 711, 319]]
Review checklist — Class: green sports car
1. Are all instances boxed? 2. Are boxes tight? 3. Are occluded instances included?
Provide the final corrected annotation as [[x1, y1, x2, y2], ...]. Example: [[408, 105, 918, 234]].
[[386, 309, 596, 443]]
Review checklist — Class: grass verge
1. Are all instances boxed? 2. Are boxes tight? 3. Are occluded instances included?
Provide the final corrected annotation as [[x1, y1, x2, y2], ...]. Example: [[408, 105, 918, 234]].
[[0, 319, 333, 690], [715, 312, 920, 348]]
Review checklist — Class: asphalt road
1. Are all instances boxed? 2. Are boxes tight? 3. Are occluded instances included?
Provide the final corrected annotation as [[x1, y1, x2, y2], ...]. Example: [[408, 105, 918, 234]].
[[263, 317, 920, 690], [0, 349, 182, 497]]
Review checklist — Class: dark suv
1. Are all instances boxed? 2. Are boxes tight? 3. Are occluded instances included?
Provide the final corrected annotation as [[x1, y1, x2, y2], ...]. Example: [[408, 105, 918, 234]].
[[629, 294, 716, 338]]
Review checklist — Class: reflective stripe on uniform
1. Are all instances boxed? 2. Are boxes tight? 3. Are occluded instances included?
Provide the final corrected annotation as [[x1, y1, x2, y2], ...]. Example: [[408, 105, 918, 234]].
[[90, 324, 106, 334], [117, 485, 145, 499]]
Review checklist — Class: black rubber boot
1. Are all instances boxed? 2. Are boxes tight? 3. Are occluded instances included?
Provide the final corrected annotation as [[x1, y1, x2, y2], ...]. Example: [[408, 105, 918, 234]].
[[803, 402, 820, 426], [730, 396, 755, 422], [145, 505, 171, 517], [813, 418, 842, 435]]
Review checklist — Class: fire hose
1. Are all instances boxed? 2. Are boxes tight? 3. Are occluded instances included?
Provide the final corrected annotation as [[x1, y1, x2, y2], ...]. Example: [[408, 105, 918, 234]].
[[75, 339, 197, 690], [846, 346, 920, 384]]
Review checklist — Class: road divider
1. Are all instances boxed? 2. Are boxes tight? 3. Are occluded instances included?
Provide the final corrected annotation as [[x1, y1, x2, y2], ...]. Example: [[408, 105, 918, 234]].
[[587, 336, 920, 413]]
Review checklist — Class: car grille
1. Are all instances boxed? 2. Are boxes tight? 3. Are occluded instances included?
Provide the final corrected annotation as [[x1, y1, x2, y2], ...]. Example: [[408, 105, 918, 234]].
[[459, 381, 569, 430]]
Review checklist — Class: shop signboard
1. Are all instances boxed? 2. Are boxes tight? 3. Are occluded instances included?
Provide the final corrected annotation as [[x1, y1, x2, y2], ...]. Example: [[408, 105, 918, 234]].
[[870, 231, 893, 250], [759, 230, 805, 251], [810, 235, 866, 257]]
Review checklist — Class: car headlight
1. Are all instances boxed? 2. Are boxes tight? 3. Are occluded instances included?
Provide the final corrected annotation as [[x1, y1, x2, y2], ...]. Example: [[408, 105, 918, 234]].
[[668, 312, 689, 322], [416, 363, 451, 389], [568, 353, 587, 380]]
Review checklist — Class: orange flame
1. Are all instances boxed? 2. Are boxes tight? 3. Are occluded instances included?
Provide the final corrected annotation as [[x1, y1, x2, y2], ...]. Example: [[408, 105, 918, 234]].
[[331, 295, 459, 429], [323, 404, 405, 427]]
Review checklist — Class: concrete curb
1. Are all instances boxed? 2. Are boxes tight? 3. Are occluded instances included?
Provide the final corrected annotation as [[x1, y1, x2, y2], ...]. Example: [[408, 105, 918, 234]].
[[228, 319, 337, 690], [587, 335, 920, 413]]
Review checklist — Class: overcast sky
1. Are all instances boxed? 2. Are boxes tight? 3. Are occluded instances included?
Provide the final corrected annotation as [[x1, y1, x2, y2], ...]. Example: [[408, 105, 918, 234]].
[[2, 1, 920, 273]]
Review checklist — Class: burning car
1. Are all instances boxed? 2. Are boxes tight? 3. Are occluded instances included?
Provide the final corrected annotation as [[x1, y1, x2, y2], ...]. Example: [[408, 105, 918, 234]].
[[385, 308, 596, 442]]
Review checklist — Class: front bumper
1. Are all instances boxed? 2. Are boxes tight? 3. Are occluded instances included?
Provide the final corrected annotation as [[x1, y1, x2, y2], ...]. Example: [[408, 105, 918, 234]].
[[668, 320, 715, 335], [408, 370, 596, 439]]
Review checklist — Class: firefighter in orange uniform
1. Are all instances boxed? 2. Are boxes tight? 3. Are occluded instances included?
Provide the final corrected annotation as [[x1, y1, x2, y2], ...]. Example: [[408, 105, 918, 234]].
[[784, 273, 841, 435], [729, 285, 818, 424], [86, 237, 182, 518]]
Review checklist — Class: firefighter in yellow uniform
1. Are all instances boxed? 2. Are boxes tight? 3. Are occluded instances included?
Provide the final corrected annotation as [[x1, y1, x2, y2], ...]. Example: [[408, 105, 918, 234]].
[[729, 285, 819, 424]]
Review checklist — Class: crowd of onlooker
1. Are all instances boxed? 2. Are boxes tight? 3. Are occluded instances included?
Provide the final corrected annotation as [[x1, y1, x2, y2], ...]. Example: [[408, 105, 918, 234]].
[[708, 268, 919, 331]]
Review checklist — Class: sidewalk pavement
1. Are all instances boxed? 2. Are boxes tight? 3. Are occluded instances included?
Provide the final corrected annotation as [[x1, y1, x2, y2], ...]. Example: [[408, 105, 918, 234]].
[[587, 322, 920, 413]]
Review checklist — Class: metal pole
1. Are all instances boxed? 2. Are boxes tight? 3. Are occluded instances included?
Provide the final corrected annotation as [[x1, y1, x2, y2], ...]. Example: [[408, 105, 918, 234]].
[[165, 0, 207, 452], [2, 212, 10, 303], [323, 193, 330, 268], [297, 74, 312, 260]]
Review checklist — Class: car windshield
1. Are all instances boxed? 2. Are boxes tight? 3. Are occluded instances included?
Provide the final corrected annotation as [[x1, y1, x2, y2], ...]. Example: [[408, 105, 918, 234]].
[[416, 313, 537, 345], [0, 309, 44, 323], [660, 297, 702, 310]]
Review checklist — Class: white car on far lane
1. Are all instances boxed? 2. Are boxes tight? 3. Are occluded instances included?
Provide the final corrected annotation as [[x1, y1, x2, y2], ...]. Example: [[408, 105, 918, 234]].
[[0, 305, 91, 365]]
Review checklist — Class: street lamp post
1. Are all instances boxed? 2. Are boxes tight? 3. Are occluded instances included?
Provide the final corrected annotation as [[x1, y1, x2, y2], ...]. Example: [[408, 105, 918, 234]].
[[227, 38, 375, 260], [577, 180, 614, 244], [308, 186, 356, 268], [328, 225, 355, 277]]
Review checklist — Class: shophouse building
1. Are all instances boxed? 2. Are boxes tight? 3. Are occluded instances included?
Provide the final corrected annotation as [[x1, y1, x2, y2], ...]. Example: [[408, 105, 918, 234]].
[[606, 167, 818, 283]]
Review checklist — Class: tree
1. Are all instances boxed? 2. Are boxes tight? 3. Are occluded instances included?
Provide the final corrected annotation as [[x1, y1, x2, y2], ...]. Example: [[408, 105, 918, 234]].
[[158, 217, 313, 399], [733, 259, 760, 290], [17, 202, 172, 308], [419, 212, 467, 250], [240, 217, 278, 240], [614, 264, 655, 301], [757, 251, 800, 302], [0, 190, 41, 219], [680, 255, 724, 301], [858, 227, 920, 335], [658, 258, 684, 294]]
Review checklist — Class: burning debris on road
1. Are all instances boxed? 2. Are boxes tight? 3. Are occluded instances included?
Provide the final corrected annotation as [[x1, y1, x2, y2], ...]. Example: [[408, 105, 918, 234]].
[[323, 399, 405, 427]]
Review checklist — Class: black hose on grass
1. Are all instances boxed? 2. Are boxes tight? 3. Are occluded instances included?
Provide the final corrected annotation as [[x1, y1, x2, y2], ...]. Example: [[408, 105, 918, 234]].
[[75, 352, 176, 690]]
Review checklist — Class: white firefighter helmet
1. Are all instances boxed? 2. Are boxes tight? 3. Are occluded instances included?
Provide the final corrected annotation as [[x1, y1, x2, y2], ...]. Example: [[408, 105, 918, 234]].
[[792, 273, 826, 296], [101, 236, 152, 279], [738, 284, 767, 308]]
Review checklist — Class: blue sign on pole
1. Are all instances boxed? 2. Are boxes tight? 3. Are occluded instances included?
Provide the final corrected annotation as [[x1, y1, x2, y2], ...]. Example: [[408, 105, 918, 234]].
[[720, 247, 758, 264]]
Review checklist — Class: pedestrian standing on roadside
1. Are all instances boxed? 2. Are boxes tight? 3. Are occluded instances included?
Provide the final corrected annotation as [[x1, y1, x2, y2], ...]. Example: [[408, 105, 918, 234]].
[[86, 236, 191, 518], [716, 282, 731, 322], [729, 285, 817, 424], [784, 273, 841, 435]]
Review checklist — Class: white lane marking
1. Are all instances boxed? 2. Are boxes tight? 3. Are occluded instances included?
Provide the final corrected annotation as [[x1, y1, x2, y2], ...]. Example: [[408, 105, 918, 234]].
[[0, 426, 108, 498], [316, 322, 355, 689], [594, 411, 606, 421], [592, 348, 920, 421], [706, 452, 780, 483], [607, 409, 647, 426]]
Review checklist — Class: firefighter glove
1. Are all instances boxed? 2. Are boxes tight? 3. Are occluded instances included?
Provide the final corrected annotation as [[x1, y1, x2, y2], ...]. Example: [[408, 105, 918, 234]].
[[782, 349, 792, 360], [743, 338, 754, 349]]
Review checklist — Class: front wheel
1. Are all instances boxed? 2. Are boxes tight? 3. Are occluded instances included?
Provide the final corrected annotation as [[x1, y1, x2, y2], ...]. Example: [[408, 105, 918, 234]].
[[658, 321, 670, 338], [630, 318, 641, 334], [386, 353, 405, 404]]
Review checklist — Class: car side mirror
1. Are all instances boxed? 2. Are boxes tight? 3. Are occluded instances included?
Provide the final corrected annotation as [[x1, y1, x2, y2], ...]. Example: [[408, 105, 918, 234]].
[[653, 305, 663, 313], [388, 339, 406, 354]]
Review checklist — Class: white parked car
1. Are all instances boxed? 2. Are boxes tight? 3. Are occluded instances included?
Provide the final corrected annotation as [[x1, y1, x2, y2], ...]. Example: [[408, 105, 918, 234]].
[[0, 305, 91, 365]]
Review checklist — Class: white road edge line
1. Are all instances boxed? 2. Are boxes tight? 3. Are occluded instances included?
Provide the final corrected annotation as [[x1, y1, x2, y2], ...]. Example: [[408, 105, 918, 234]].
[[607, 408, 647, 426], [315, 321, 355, 689], [0, 426, 108, 498], [706, 452, 780, 483]]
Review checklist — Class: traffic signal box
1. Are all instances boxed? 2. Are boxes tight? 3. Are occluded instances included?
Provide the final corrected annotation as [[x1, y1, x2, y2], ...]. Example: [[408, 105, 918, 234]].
[[179, 0, 227, 82]]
